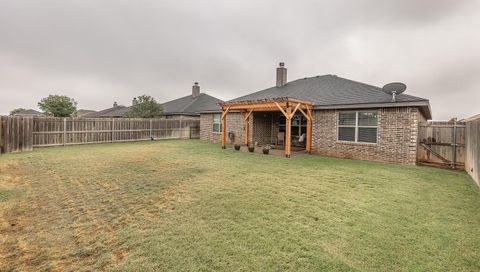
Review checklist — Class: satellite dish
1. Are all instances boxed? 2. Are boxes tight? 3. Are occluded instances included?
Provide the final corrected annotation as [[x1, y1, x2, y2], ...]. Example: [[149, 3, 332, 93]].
[[382, 82, 406, 102]]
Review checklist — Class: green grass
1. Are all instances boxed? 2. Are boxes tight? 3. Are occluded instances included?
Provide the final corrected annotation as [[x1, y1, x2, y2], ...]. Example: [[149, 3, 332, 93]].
[[0, 140, 479, 271]]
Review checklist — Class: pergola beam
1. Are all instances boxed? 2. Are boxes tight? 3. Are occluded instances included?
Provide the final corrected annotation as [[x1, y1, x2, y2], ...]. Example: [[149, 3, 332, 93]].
[[289, 103, 302, 119], [219, 98, 314, 157], [275, 102, 288, 118]]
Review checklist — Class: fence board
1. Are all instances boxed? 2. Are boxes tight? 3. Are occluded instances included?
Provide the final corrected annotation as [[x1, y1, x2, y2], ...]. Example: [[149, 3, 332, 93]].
[[417, 121, 465, 169], [0, 116, 33, 153], [465, 117, 480, 186], [31, 117, 199, 147]]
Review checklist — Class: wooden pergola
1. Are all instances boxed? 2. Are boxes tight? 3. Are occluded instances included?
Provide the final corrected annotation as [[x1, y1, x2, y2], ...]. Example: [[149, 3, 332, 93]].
[[220, 98, 313, 158]]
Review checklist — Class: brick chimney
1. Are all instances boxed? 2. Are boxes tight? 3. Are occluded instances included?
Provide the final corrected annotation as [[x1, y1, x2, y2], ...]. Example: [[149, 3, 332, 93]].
[[276, 62, 287, 87], [192, 82, 200, 97]]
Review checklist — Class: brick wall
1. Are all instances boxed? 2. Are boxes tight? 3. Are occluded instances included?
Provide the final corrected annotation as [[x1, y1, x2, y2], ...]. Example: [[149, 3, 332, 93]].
[[200, 112, 251, 144], [252, 112, 274, 145], [202, 107, 425, 164], [312, 107, 425, 164]]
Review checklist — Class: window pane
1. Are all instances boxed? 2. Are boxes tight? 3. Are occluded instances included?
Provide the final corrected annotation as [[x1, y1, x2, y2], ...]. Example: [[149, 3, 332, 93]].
[[213, 114, 221, 123], [338, 127, 355, 141], [339, 112, 356, 126], [358, 127, 377, 143], [358, 112, 377, 126], [213, 124, 220, 133], [292, 115, 300, 126]]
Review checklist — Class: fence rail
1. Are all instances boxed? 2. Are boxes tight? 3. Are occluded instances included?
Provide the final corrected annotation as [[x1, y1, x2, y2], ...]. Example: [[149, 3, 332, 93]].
[[0, 116, 200, 153]]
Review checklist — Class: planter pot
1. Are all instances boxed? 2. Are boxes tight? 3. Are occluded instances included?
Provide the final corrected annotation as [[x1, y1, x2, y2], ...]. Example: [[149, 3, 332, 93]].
[[262, 148, 270, 155], [234, 144, 241, 151], [248, 146, 255, 152]]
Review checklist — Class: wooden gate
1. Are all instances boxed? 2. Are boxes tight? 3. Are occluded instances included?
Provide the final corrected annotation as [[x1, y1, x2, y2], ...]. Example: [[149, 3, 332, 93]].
[[0, 116, 34, 154], [417, 121, 465, 169]]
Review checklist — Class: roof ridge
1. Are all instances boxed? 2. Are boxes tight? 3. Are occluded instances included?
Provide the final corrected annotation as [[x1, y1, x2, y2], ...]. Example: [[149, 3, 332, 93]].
[[180, 95, 200, 112]]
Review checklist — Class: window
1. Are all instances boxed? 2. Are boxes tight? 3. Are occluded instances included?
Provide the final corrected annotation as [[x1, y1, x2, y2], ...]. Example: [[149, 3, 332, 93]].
[[338, 111, 377, 143], [277, 114, 307, 137], [212, 114, 222, 133]]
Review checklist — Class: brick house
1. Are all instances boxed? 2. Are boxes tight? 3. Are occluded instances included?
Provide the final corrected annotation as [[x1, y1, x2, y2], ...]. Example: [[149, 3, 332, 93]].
[[86, 83, 223, 119], [200, 63, 431, 164], [161, 82, 223, 119]]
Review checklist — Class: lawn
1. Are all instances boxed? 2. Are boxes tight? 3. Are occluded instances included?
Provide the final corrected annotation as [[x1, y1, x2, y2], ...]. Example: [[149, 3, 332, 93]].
[[0, 140, 479, 271]]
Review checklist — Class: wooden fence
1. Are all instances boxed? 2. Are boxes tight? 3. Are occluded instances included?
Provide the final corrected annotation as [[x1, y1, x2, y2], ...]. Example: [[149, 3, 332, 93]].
[[417, 121, 466, 169], [0, 116, 34, 153], [465, 117, 480, 186], [0, 116, 199, 153]]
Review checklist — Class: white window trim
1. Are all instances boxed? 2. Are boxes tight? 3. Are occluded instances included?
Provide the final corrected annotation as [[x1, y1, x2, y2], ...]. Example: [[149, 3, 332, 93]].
[[212, 114, 222, 133], [337, 111, 378, 143]]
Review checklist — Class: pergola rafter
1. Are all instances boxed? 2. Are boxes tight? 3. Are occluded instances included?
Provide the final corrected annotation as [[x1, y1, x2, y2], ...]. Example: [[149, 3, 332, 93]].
[[220, 98, 313, 157]]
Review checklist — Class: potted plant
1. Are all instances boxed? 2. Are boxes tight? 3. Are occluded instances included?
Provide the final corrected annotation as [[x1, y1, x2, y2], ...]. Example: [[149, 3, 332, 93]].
[[234, 144, 241, 151], [248, 144, 255, 153], [262, 145, 271, 155]]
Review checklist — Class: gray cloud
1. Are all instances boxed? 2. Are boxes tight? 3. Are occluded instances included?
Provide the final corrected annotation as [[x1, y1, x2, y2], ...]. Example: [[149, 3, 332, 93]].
[[0, 0, 478, 119]]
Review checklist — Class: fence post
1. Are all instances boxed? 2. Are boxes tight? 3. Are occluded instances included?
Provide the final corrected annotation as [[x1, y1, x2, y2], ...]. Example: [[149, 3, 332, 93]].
[[112, 118, 115, 142], [150, 119, 153, 140], [452, 121, 457, 169], [63, 118, 67, 146], [0, 116, 5, 154]]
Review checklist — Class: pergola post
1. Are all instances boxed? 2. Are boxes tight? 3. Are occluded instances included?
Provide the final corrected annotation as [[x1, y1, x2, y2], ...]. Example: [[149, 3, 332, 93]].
[[243, 110, 252, 145], [221, 106, 230, 149], [219, 98, 312, 157], [306, 107, 312, 153], [285, 106, 292, 158]]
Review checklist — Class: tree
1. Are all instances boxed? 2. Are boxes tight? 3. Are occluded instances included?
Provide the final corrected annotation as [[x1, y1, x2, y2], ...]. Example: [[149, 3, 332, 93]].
[[38, 95, 77, 117], [125, 95, 163, 118], [9, 108, 26, 116]]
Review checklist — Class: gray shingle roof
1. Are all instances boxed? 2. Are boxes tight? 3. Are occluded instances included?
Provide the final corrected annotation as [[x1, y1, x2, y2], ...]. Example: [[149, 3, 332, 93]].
[[75, 109, 96, 117], [13, 109, 45, 116], [83, 106, 131, 118], [229, 75, 431, 118], [162, 93, 223, 115]]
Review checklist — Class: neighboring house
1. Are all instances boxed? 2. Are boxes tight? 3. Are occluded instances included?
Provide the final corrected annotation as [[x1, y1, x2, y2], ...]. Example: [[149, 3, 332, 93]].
[[13, 109, 45, 117], [75, 109, 96, 117], [84, 83, 222, 119], [161, 82, 223, 119], [83, 102, 131, 118], [200, 63, 432, 164]]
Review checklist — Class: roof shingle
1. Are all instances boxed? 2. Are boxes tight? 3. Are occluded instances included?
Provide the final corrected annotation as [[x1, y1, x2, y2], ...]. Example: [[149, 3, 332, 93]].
[[162, 93, 223, 115], [229, 75, 431, 118]]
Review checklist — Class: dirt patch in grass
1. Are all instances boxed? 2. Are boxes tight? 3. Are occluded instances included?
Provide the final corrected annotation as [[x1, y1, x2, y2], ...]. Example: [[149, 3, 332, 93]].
[[0, 143, 193, 271]]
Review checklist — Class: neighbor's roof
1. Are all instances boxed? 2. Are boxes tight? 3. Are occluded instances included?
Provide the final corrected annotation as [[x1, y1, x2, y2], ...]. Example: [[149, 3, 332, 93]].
[[75, 109, 96, 117], [162, 93, 223, 115], [83, 106, 131, 118], [229, 75, 431, 119], [465, 113, 480, 121], [13, 109, 45, 116]]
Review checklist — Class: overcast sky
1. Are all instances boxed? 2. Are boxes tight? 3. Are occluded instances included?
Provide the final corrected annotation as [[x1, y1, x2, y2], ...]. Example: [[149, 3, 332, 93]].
[[0, 0, 479, 119]]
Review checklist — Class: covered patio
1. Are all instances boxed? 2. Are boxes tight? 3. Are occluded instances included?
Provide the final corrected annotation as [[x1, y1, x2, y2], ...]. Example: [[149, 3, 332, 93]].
[[220, 98, 313, 157]]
